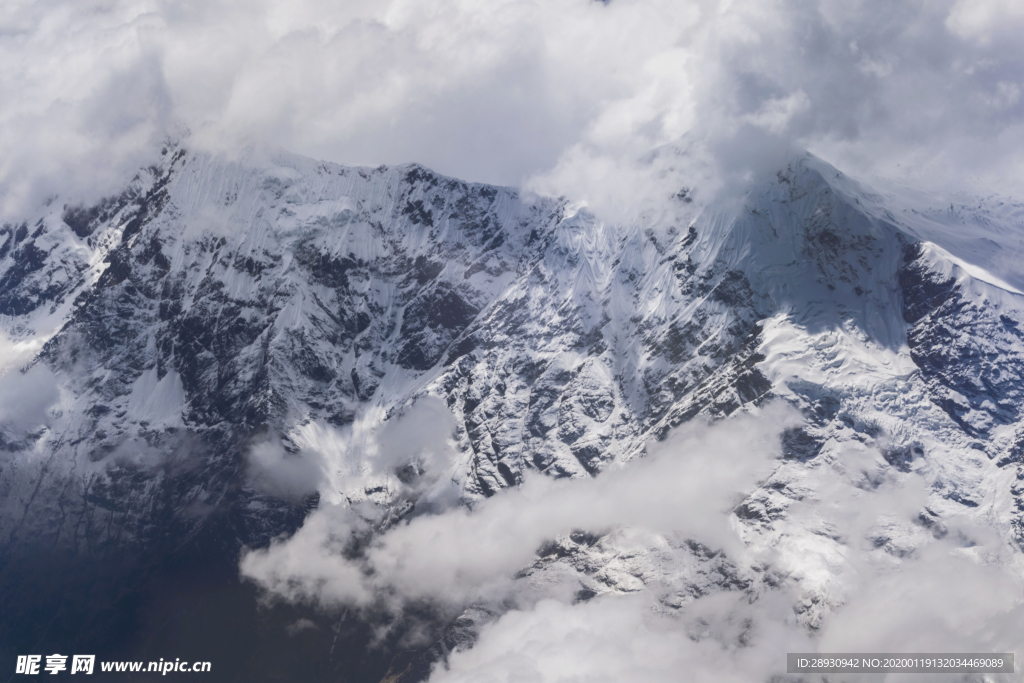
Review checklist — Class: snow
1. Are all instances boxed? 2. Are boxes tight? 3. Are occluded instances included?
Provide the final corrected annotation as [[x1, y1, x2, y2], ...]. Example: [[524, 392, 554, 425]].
[[2, 145, 1024, 669]]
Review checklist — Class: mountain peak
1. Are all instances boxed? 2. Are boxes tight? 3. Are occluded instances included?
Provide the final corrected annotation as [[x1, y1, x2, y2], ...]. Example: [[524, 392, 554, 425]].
[[3, 148, 1024, 678]]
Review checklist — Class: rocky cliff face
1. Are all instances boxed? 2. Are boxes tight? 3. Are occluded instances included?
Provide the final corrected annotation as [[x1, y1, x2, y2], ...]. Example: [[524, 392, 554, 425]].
[[1, 145, 1023, 681]]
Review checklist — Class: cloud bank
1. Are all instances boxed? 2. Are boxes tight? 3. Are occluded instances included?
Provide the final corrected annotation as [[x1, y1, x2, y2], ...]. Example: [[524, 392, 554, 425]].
[[3, 0, 1024, 219], [240, 405, 794, 609], [430, 593, 809, 683], [241, 401, 1024, 682]]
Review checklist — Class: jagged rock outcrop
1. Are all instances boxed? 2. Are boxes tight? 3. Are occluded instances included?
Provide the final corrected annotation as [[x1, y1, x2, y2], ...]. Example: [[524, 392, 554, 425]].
[[2, 146, 1023, 681]]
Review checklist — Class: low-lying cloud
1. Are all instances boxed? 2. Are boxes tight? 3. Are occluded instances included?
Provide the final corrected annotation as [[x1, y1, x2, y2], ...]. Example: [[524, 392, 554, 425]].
[[240, 404, 795, 608], [241, 400, 1024, 681], [246, 435, 325, 502], [0, 362, 59, 433], [429, 544, 1024, 683], [429, 593, 810, 683], [422, 439, 1024, 683]]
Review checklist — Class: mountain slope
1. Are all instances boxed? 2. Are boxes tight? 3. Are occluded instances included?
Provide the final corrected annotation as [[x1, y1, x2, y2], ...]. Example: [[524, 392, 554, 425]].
[[1, 146, 1023, 680]]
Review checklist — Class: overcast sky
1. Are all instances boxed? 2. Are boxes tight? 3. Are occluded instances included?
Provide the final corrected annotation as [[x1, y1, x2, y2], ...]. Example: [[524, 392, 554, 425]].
[[2, 0, 1024, 218]]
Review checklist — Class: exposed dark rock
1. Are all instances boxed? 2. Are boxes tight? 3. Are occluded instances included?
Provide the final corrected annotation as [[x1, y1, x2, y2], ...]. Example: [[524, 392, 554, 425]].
[[781, 427, 823, 461]]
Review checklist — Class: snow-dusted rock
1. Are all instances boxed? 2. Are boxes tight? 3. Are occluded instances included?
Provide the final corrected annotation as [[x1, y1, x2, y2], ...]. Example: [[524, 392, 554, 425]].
[[2, 145, 1023, 680]]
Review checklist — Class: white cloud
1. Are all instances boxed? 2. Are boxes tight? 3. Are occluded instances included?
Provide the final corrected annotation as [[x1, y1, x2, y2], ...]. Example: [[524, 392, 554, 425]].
[[4, 0, 1024, 220], [0, 329, 48, 375], [429, 592, 809, 683], [417, 436, 1024, 683], [240, 405, 796, 608], [240, 499, 374, 606], [428, 543, 1024, 683], [245, 435, 325, 502], [240, 401, 1024, 680], [946, 0, 1024, 43], [817, 542, 1024, 655], [374, 396, 459, 478], [0, 362, 59, 432]]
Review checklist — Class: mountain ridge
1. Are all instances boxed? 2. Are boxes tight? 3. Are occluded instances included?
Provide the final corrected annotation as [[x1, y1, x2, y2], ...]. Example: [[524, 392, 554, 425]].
[[1, 145, 1023, 681]]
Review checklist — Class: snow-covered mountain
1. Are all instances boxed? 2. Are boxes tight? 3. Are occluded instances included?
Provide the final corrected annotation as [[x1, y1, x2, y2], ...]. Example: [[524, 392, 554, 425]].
[[2, 144, 1023, 681]]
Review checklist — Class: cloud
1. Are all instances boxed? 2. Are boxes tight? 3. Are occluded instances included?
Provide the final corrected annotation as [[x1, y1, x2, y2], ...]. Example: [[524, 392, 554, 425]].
[[240, 404, 795, 608], [244, 396, 458, 504], [241, 402, 1024, 681], [245, 435, 325, 502], [427, 542, 1024, 683], [372, 396, 464, 511], [374, 397, 458, 476], [240, 499, 375, 606], [4, 0, 1024, 220], [417, 439, 1024, 683], [946, 0, 1024, 43], [428, 592, 809, 683], [0, 329, 48, 376], [0, 362, 59, 432], [817, 543, 1024, 655]]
